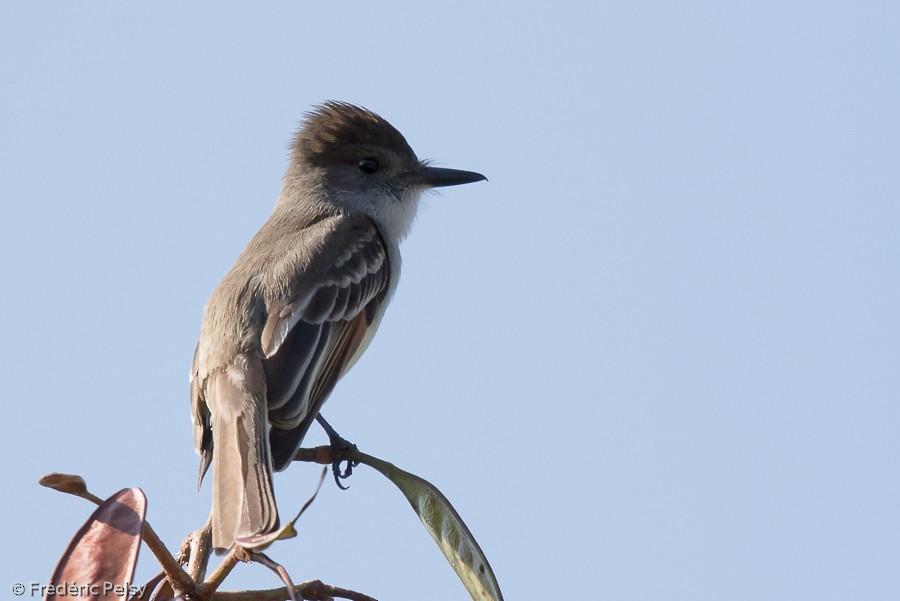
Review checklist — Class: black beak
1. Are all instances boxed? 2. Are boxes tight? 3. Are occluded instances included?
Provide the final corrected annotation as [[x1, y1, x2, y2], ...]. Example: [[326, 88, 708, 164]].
[[412, 166, 487, 188]]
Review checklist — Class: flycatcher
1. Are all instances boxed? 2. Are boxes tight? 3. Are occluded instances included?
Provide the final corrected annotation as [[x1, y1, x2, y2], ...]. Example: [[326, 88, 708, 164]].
[[190, 101, 486, 551]]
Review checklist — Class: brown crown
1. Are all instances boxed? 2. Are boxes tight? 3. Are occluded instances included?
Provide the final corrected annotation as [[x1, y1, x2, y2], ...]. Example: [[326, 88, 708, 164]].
[[293, 101, 417, 166]]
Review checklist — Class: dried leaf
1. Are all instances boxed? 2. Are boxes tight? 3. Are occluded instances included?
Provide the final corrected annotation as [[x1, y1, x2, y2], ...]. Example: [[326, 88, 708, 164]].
[[39, 473, 88, 497], [235, 467, 327, 550], [47, 488, 147, 601]]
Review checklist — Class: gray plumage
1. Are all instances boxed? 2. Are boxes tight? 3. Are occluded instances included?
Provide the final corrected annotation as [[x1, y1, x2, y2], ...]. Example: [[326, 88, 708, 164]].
[[190, 101, 485, 551]]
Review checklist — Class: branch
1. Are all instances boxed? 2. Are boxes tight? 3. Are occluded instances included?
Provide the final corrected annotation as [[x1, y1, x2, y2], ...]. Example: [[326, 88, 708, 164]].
[[39, 473, 196, 594], [41, 468, 385, 601], [292, 446, 333, 465], [196, 546, 249, 598], [213, 579, 377, 601], [187, 516, 214, 582], [141, 521, 195, 593]]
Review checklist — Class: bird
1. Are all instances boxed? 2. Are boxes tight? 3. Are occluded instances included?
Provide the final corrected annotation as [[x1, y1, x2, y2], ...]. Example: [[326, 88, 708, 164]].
[[190, 101, 486, 551]]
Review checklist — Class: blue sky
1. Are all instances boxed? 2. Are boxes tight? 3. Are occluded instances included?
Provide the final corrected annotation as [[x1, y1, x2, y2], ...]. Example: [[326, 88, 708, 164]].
[[2, 3, 898, 600]]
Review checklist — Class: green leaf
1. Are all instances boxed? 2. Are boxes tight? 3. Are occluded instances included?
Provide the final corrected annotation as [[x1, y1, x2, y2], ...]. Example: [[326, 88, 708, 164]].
[[355, 451, 504, 601]]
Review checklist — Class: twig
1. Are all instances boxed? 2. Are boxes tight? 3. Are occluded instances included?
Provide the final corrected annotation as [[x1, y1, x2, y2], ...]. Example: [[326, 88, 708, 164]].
[[292, 446, 333, 465], [39, 473, 195, 594], [130, 571, 165, 601], [250, 552, 300, 601], [188, 516, 214, 583], [141, 522, 196, 593], [197, 546, 249, 598], [212, 579, 377, 601], [40, 470, 382, 601]]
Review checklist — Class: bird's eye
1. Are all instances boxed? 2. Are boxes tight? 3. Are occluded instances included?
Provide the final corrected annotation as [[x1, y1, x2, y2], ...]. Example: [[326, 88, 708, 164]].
[[357, 158, 379, 174]]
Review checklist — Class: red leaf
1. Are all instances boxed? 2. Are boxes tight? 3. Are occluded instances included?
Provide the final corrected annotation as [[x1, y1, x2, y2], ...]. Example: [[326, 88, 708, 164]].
[[47, 488, 147, 601]]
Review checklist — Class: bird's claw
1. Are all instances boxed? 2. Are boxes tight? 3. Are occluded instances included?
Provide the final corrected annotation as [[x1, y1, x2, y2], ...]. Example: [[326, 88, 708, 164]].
[[316, 414, 360, 490], [328, 436, 359, 490]]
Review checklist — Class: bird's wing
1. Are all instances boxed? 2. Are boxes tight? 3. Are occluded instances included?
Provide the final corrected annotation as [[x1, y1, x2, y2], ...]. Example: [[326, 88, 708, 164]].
[[190, 343, 213, 486], [260, 215, 391, 470]]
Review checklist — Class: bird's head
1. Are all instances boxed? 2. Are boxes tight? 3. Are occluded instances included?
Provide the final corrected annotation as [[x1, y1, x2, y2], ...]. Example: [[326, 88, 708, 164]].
[[285, 101, 486, 241]]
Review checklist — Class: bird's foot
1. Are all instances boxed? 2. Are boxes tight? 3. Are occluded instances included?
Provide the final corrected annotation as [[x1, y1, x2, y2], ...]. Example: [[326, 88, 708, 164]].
[[328, 433, 360, 490], [316, 414, 360, 490]]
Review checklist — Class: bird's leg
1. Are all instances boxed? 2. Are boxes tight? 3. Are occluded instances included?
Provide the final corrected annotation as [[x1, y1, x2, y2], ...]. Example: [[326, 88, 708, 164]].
[[316, 414, 360, 490]]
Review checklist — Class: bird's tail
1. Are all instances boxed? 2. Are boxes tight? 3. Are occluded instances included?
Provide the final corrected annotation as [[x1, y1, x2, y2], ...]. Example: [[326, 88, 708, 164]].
[[209, 372, 280, 552]]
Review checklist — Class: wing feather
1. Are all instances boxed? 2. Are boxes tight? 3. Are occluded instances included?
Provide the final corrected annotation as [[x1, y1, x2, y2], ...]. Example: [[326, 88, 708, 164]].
[[260, 216, 391, 471]]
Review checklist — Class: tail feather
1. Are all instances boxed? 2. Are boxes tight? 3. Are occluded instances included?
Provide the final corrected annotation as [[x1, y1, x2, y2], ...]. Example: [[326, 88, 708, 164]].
[[209, 369, 279, 552]]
